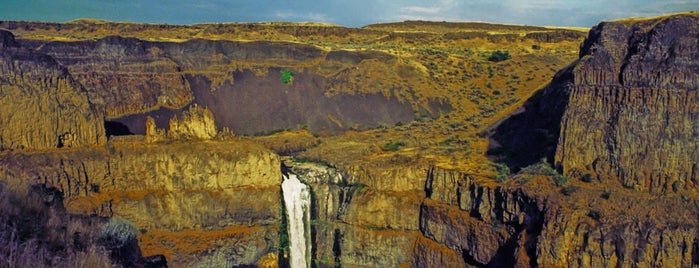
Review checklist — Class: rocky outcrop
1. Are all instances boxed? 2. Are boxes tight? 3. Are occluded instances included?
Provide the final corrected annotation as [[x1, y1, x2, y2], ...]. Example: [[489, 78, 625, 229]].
[[421, 166, 699, 267], [555, 14, 699, 192], [22, 36, 193, 117], [167, 104, 217, 140], [489, 14, 699, 192], [421, 167, 544, 266], [0, 140, 281, 266], [143, 104, 218, 142], [537, 202, 699, 267], [523, 30, 587, 43], [0, 30, 105, 150]]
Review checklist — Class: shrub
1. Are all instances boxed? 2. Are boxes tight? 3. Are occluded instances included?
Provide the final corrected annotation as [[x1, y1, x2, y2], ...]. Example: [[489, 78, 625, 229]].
[[0, 183, 113, 267], [493, 163, 511, 182], [554, 173, 570, 186], [381, 140, 407, 151], [519, 158, 569, 186], [561, 185, 578, 196], [90, 183, 100, 193], [98, 217, 137, 250], [488, 50, 511, 62], [280, 69, 294, 84]]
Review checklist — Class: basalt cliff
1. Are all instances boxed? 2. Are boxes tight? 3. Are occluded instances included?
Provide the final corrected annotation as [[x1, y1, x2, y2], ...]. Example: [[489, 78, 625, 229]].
[[1, 13, 698, 268], [489, 14, 698, 192]]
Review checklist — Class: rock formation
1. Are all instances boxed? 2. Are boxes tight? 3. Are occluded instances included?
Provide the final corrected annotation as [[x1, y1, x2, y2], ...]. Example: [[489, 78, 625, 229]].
[[0, 140, 281, 266], [422, 166, 699, 267], [489, 14, 699, 192], [167, 104, 217, 140], [555, 15, 699, 192], [0, 30, 105, 150], [21, 36, 193, 117], [18, 35, 449, 136]]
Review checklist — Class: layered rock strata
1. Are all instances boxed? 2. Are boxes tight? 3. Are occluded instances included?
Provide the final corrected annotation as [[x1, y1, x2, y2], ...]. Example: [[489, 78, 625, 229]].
[[489, 14, 699, 192], [0, 140, 281, 266], [555, 15, 699, 192], [422, 166, 699, 267], [0, 30, 105, 150], [18, 35, 449, 136]]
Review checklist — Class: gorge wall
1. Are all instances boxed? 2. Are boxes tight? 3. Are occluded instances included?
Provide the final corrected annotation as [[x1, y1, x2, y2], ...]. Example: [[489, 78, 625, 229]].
[[0, 141, 282, 267], [489, 14, 699, 192], [0, 30, 105, 150], [556, 15, 699, 192], [16, 34, 449, 136]]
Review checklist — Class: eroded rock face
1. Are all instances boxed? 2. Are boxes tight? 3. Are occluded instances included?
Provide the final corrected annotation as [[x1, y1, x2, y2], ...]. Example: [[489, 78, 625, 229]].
[[167, 104, 217, 140], [21, 36, 193, 117], [421, 166, 699, 267], [0, 141, 281, 266], [17, 34, 451, 136], [556, 15, 699, 192], [489, 14, 699, 192], [0, 30, 105, 150]]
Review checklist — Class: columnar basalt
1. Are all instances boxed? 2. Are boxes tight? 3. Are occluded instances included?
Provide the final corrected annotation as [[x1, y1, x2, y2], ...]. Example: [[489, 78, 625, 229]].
[[489, 14, 699, 192], [0, 30, 105, 150], [555, 15, 699, 192]]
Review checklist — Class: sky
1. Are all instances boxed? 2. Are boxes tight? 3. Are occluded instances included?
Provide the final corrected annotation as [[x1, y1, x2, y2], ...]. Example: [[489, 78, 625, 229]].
[[1, 0, 697, 28]]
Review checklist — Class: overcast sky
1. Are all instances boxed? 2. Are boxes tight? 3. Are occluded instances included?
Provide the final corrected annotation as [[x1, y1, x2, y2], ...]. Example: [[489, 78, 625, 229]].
[[1, 0, 697, 27]]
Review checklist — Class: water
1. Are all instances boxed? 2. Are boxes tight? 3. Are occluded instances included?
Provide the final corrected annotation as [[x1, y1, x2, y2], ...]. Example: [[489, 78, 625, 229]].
[[282, 174, 312, 268]]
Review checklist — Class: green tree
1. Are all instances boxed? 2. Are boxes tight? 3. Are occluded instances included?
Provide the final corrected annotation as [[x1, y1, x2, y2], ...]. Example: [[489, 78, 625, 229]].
[[281, 69, 294, 84]]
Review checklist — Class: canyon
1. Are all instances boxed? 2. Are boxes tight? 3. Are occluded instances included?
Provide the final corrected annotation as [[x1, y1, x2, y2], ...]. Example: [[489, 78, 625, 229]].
[[0, 13, 697, 267]]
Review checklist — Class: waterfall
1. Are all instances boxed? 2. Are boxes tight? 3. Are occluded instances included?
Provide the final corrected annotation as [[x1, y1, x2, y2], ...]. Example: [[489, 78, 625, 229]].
[[282, 174, 312, 268]]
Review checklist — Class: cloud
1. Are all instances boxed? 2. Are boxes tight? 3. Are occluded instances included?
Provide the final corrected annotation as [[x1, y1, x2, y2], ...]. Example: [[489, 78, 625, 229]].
[[394, 14, 453, 22], [401, 6, 441, 14], [392, 0, 461, 22], [275, 11, 331, 23]]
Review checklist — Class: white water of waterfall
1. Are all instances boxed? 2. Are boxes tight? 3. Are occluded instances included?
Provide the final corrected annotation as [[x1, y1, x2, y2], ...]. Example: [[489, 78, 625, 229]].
[[282, 174, 312, 268]]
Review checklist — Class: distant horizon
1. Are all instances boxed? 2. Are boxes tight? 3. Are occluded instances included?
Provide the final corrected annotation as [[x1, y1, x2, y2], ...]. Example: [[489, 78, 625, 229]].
[[2, 17, 600, 29], [1, 0, 697, 28]]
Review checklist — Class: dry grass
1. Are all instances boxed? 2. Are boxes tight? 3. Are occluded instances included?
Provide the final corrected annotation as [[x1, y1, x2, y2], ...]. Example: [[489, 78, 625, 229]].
[[0, 182, 114, 268]]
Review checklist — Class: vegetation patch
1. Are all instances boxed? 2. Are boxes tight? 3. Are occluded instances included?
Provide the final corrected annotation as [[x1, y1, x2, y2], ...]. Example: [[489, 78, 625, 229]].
[[381, 140, 407, 151], [280, 69, 294, 84], [519, 159, 569, 186], [493, 163, 511, 182], [488, 50, 511, 62], [98, 217, 137, 250]]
